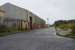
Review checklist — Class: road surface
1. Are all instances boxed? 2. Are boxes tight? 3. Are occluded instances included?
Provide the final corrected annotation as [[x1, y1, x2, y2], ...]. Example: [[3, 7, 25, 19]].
[[0, 27, 75, 50]]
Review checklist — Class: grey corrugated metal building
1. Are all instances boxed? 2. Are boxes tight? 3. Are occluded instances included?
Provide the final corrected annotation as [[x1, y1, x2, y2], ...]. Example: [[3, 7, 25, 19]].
[[0, 3, 46, 31]]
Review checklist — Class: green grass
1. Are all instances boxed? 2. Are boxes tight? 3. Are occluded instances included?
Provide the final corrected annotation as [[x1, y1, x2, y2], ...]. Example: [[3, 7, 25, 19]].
[[55, 23, 75, 38], [0, 27, 29, 37], [0, 32, 13, 37]]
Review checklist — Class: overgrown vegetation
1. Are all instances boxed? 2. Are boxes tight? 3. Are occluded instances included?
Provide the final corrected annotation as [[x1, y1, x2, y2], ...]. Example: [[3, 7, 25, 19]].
[[54, 20, 75, 38], [0, 24, 28, 36]]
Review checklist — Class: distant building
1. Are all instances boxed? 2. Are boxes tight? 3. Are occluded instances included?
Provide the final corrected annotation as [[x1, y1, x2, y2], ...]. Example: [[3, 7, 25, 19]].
[[0, 3, 46, 31]]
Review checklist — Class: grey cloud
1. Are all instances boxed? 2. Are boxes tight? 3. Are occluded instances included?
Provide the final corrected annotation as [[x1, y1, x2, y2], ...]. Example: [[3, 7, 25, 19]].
[[0, 0, 75, 24]]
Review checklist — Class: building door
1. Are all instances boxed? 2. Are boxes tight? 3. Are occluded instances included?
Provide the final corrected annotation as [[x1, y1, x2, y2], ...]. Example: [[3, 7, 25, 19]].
[[29, 17, 32, 29]]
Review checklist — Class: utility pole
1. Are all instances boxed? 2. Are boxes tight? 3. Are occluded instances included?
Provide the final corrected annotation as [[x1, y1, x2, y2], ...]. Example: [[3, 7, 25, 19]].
[[47, 18, 48, 24], [47, 18, 49, 27]]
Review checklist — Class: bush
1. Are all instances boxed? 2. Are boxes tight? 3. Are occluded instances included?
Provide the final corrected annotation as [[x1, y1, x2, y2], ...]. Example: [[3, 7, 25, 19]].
[[0, 24, 8, 33], [71, 25, 75, 34]]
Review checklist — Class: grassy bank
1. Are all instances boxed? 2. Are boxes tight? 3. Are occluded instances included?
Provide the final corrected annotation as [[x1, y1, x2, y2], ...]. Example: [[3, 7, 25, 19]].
[[55, 21, 75, 38], [0, 29, 29, 37], [0, 25, 29, 37]]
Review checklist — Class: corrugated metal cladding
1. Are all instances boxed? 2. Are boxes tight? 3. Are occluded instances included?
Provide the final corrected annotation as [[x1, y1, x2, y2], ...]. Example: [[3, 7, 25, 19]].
[[0, 3, 47, 31]]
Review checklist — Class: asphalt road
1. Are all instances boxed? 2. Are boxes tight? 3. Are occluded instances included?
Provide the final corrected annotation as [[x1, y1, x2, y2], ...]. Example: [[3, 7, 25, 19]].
[[0, 27, 75, 50]]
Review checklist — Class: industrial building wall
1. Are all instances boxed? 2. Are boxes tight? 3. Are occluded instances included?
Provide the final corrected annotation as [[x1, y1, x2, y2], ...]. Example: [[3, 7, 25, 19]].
[[0, 3, 28, 21], [0, 3, 29, 30], [0, 3, 46, 31], [27, 13, 46, 29]]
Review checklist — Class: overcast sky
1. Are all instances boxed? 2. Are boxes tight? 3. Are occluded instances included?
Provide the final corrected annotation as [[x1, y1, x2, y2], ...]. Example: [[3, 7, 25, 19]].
[[0, 0, 75, 24]]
